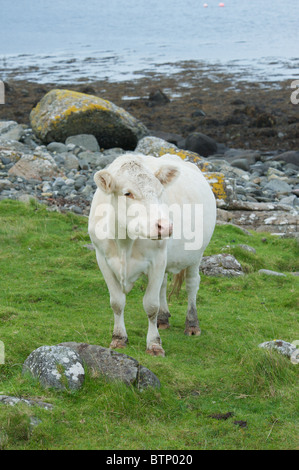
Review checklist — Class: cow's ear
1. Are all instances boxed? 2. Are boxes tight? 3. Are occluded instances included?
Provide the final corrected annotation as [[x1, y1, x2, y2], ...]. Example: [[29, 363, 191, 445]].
[[94, 170, 115, 193], [155, 165, 179, 186]]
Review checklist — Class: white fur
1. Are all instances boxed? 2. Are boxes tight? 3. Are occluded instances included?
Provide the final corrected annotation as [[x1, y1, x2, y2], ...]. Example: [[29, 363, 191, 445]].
[[88, 153, 216, 356]]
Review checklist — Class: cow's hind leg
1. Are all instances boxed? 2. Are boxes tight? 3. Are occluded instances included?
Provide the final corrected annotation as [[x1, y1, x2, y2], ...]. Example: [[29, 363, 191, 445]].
[[157, 273, 171, 329], [184, 264, 201, 336]]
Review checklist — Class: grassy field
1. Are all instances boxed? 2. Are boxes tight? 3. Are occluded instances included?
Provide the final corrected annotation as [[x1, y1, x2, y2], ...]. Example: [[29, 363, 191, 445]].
[[0, 199, 298, 450]]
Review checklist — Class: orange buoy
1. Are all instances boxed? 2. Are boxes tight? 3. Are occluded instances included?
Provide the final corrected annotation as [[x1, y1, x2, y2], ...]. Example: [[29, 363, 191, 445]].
[[219, 2, 225, 6]]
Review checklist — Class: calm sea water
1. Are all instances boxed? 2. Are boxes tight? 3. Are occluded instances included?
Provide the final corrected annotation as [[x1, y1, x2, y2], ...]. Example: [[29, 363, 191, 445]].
[[0, 0, 298, 83]]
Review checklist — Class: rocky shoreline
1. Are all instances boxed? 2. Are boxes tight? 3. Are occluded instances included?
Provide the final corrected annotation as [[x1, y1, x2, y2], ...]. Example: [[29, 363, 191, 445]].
[[0, 72, 298, 238]]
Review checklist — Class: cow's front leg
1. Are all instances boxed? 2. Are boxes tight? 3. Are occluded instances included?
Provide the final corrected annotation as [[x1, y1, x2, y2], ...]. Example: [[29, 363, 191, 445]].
[[144, 257, 166, 357], [157, 273, 171, 329], [95, 250, 127, 349]]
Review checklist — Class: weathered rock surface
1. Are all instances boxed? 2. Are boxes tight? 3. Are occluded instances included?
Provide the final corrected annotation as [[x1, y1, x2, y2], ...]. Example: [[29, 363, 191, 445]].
[[200, 254, 244, 277], [0, 395, 53, 410], [22, 345, 85, 390], [8, 151, 58, 180], [217, 201, 299, 237], [65, 134, 100, 152], [0, 121, 26, 142], [59, 342, 161, 389], [30, 89, 149, 149], [258, 339, 298, 364]]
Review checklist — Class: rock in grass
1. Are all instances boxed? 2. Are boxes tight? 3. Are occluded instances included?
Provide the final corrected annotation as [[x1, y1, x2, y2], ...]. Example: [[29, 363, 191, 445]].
[[22, 345, 85, 390], [258, 269, 286, 277], [0, 395, 53, 410], [200, 254, 244, 277], [59, 342, 160, 389], [258, 340, 297, 361], [30, 89, 149, 149]]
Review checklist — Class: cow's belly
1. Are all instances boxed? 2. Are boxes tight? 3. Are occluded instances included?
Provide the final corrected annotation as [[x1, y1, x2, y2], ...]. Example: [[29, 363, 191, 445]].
[[166, 241, 203, 274], [107, 254, 150, 293]]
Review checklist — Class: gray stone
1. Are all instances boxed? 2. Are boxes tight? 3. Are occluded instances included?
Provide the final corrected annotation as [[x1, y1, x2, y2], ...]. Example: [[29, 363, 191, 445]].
[[59, 342, 160, 389], [22, 345, 85, 390], [8, 152, 58, 181], [137, 366, 161, 391], [0, 395, 53, 410], [47, 142, 68, 154], [258, 340, 297, 359], [0, 121, 26, 142], [279, 195, 298, 207], [200, 254, 244, 277], [273, 151, 299, 167], [237, 244, 257, 254], [231, 158, 250, 172], [65, 134, 100, 152], [185, 132, 218, 157], [258, 269, 286, 277], [63, 152, 79, 170], [263, 179, 292, 195]]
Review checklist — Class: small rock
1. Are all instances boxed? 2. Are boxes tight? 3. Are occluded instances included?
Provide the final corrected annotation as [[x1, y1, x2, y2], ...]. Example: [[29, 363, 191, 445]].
[[22, 345, 85, 390], [258, 340, 297, 359], [200, 254, 244, 277], [63, 153, 79, 170], [237, 244, 256, 254], [263, 179, 292, 195], [0, 395, 53, 410], [0, 121, 26, 142], [148, 89, 170, 106], [65, 134, 100, 152], [47, 142, 68, 154], [185, 132, 218, 157], [8, 153, 58, 181], [231, 158, 250, 172], [258, 269, 286, 277]]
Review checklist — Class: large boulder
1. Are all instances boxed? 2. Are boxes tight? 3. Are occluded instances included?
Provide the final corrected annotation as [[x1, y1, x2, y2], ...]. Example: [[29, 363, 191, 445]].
[[30, 89, 149, 149]]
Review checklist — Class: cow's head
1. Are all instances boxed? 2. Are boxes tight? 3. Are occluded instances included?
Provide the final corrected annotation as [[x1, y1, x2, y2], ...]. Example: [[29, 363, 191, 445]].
[[94, 156, 179, 240]]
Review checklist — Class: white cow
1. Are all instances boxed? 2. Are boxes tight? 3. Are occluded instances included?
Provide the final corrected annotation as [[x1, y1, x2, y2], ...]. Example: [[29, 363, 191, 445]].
[[88, 153, 216, 356]]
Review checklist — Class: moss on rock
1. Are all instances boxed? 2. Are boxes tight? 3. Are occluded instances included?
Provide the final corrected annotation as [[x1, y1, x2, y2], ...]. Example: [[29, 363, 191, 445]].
[[30, 89, 149, 149]]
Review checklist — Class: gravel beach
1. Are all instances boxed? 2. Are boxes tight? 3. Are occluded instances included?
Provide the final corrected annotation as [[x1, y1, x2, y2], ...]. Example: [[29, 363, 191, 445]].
[[0, 62, 298, 237]]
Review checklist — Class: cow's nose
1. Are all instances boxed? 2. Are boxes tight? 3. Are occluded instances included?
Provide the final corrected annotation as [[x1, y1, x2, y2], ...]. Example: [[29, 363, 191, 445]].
[[157, 220, 173, 237]]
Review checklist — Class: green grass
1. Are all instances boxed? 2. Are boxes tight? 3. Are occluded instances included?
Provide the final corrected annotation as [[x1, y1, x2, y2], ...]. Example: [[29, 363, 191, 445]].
[[0, 199, 298, 450]]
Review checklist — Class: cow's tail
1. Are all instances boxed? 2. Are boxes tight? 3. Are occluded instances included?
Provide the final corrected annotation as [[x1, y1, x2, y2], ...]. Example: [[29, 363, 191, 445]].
[[168, 269, 186, 299]]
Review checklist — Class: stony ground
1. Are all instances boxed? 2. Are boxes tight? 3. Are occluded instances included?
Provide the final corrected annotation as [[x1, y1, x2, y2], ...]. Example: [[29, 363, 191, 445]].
[[1, 62, 298, 151], [0, 64, 298, 237]]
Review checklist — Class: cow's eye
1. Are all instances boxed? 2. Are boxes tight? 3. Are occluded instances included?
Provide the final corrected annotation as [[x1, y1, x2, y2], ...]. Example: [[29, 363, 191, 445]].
[[124, 192, 134, 199]]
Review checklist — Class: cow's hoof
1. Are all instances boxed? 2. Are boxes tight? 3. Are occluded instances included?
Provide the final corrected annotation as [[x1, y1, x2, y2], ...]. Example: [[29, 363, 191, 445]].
[[146, 344, 165, 357], [184, 327, 201, 336], [157, 311, 171, 329], [157, 320, 170, 330], [110, 338, 127, 349]]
